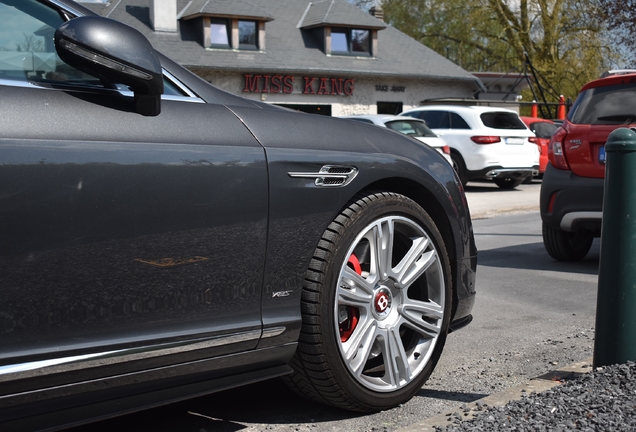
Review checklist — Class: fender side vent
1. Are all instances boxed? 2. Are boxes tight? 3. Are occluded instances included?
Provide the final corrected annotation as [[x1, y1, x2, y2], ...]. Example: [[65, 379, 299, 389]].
[[288, 165, 358, 187]]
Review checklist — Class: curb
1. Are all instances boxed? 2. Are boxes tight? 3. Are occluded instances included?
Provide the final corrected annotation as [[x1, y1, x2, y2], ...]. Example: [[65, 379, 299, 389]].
[[396, 358, 593, 431]]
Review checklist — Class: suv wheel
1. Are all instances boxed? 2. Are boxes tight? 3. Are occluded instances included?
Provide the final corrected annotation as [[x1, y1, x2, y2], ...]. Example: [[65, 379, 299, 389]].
[[450, 152, 468, 186], [494, 178, 523, 189], [542, 222, 593, 261]]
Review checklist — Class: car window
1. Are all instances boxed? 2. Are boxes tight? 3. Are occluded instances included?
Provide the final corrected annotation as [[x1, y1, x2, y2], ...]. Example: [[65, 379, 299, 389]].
[[0, 0, 104, 87], [0, 0, 186, 97], [413, 111, 451, 129], [568, 82, 636, 125], [385, 120, 437, 137], [530, 121, 558, 138], [449, 112, 471, 129], [480, 112, 527, 129]]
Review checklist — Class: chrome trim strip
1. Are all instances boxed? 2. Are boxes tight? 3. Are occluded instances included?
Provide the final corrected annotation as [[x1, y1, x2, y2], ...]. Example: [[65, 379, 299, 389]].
[[0, 79, 37, 89], [50, 0, 85, 17], [0, 330, 261, 382], [163, 68, 199, 98], [560, 211, 603, 231], [485, 168, 535, 178], [262, 327, 286, 338]]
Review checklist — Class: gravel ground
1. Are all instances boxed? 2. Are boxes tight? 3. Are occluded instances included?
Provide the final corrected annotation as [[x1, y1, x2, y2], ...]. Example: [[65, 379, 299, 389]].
[[436, 361, 636, 431]]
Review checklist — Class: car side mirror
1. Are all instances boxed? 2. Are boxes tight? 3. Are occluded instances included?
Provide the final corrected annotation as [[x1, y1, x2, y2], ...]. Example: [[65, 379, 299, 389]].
[[55, 16, 163, 116]]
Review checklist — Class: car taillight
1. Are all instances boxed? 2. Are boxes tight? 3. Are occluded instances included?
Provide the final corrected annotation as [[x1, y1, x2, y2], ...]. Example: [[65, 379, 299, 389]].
[[442, 145, 451, 154], [528, 137, 541, 147], [470, 136, 501, 144], [548, 127, 570, 170]]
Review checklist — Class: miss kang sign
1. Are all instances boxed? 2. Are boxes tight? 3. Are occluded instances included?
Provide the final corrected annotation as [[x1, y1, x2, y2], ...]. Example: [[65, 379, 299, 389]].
[[243, 74, 355, 96]]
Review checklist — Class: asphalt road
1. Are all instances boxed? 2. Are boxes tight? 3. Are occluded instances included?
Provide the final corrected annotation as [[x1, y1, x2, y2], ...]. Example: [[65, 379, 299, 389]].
[[69, 179, 600, 432]]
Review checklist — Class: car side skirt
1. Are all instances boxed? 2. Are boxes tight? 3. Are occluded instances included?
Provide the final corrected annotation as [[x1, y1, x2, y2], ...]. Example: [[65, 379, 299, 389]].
[[0, 343, 296, 432]]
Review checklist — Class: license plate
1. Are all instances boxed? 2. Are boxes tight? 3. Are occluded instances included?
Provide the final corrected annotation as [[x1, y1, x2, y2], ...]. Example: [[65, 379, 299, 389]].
[[506, 138, 524, 145], [599, 146, 606, 164]]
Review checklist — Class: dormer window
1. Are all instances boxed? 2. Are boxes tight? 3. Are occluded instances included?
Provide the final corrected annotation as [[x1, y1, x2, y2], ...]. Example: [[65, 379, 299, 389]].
[[297, 0, 385, 57], [203, 17, 265, 50], [180, 2, 273, 51]]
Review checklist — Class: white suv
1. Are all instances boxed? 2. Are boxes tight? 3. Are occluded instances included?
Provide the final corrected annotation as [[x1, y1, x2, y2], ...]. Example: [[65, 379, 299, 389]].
[[400, 105, 540, 188]]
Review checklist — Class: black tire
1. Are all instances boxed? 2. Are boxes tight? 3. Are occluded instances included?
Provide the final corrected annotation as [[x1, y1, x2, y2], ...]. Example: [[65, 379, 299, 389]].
[[494, 177, 523, 189], [450, 152, 468, 186], [542, 222, 593, 261], [284, 192, 452, 412]]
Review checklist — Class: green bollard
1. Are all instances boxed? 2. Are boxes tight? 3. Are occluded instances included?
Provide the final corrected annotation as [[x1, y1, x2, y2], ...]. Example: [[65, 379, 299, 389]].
[[594, 127, 636, 367]]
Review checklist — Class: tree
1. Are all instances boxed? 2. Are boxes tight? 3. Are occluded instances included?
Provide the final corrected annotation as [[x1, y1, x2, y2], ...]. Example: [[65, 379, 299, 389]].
[[380, 0, 621, 101], [599, 0, 636, 64]]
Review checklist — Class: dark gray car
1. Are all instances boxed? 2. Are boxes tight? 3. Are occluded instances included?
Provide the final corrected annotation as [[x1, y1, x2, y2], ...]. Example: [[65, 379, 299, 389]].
[[0, 1, 476, 429]]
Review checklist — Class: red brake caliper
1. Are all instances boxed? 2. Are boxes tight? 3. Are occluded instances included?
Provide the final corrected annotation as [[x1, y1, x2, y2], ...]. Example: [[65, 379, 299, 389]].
[[340, 254, 361, 343]]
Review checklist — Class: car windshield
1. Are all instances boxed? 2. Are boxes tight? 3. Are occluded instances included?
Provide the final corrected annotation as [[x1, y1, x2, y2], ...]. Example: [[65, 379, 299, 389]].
[[385, 120, 437, 137], [568, 82, 636, 124], [480, 112, 527, 129], [530, 121, 558, 138]]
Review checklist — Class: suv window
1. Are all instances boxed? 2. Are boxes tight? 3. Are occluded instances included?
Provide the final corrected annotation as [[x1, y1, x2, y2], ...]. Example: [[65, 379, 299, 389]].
[[414, 111, 450, 128], [568, 82, 636, 125], [449, 112, 470, 129], [411, 111, 471, 130], [480, 112, 526, 129]]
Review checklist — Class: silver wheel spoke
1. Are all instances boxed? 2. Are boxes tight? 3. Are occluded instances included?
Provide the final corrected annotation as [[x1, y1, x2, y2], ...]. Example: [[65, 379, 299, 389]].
[[383, 325, 410, 385], [400, 299, 443, 339], [344, 320, 377, 375], [339, 267, 374, 308], [371, 220, 394, 281], [393, 237, 435, 288]]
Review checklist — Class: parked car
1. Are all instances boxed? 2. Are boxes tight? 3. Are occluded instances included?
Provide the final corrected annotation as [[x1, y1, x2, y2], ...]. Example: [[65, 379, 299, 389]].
[[520, 116, 559, 176], [339, 115, 453, 164], [0, 0, 476, 429], [540, 70, 636, 261], [400, 105, 539, 188]]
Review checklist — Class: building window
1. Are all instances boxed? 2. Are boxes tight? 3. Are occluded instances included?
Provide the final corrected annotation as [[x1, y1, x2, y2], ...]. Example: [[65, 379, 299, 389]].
[[208, 18, 262, 50], [239, 20, 257, 49], [210, 19, 230, 47], [331, 28, 370, 56]]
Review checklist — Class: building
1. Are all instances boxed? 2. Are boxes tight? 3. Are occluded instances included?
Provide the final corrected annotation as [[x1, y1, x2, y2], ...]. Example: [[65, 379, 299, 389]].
[[81, 0, 484, 116]]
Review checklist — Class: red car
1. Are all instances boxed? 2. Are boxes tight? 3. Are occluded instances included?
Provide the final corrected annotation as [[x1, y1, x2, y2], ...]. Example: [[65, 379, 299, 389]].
[[520, 116, 558, 176], [540, 70, 636, 260]]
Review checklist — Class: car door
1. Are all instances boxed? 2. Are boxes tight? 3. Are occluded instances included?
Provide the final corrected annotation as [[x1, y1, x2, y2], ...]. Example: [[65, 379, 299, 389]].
[[0, 0, 267, 390]]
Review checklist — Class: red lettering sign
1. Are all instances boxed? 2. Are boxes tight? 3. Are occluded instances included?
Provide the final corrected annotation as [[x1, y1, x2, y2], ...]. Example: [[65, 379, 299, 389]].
[[242, 74, 353, 96]]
